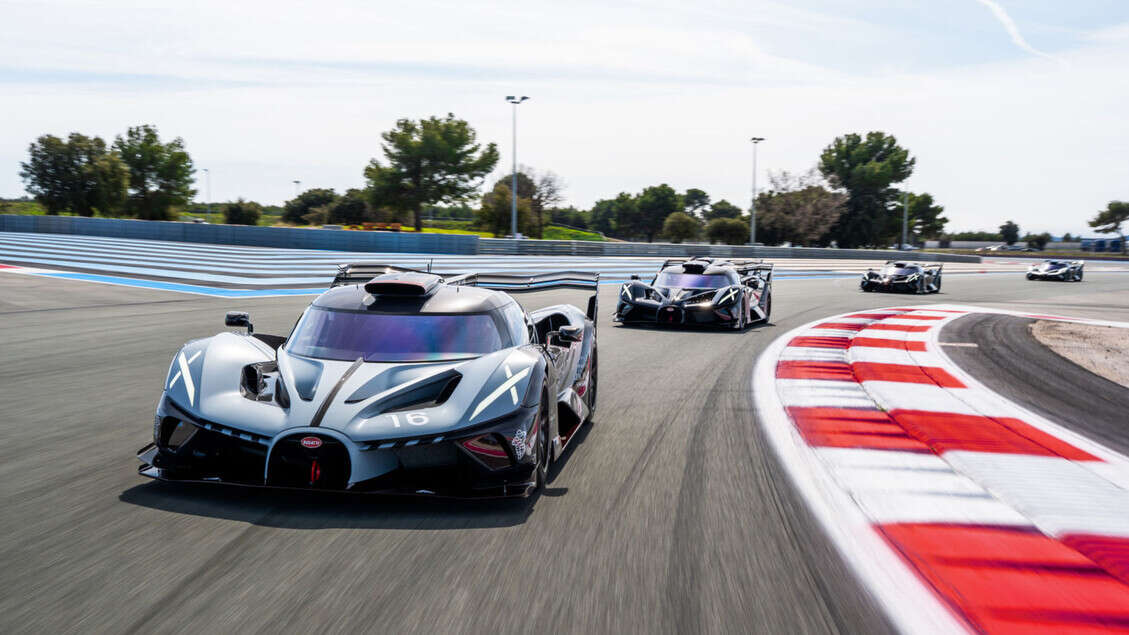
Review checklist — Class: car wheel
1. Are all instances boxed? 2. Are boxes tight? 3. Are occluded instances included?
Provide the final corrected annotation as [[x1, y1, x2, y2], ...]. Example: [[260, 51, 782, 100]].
[[933, 276, 942, 293], [762, 293, 772, 322], [1027, 273, 1035, 281], [916, 278, 925, 294], [735, 299, 747, 330], [1076, 270, 1083, 282], [584, 349, 597, 423], [535, 396, 550, 490]]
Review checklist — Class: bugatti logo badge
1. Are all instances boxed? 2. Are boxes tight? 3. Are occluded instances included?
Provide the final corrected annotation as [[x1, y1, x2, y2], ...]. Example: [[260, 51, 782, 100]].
[[300, 436, 322, 449]]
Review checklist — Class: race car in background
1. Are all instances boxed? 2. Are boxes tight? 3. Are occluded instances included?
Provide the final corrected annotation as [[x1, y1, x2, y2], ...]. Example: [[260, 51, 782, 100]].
[[137, 264, 599, 498], [1027, 259, 1084, 282], [860, 261, 942, 294], [614, 257, 773, 329]]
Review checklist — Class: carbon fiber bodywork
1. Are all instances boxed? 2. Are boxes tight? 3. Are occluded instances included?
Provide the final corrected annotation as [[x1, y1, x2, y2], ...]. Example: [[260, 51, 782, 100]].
[[860, 261, 942, 294], [613, 258, 773, 329], [1026, 259, 1084, 282], [137, 265, 599, 498]]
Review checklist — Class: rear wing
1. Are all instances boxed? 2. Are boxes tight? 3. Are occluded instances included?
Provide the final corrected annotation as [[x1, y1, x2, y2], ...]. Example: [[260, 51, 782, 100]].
[[332, 263, 601, 322], [881, 260, 943, 273], [658, 257, 773, 279]]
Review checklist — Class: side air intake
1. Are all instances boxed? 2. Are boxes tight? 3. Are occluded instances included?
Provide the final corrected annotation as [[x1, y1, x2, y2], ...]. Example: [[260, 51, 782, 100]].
[[364, 272, 443, 296]]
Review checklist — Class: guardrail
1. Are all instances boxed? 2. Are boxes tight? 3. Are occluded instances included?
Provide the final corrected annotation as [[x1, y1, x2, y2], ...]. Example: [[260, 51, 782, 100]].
[[0, 214, 478, 254], [479, 237, 980, 263], [0, 214, 980, 263]]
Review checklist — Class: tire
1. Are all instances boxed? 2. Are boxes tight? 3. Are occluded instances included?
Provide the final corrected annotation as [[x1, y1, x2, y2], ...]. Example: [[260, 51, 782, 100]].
[[534, 395, 550, 490], [916, 278, 925, 294], [933, 275, 942, 293], [734, 299, 747, 330], [584, 349, 597, 423], [762, 293, 772, 322], [1027, 273, 1036, 281], [1076, 270, 1084, 282]]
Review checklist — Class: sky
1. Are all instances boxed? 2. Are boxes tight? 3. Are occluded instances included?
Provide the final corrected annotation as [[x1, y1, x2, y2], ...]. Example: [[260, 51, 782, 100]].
[[2, 0, 1127, 236]]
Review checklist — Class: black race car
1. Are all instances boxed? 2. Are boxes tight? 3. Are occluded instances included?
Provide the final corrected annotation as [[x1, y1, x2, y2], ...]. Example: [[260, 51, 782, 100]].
[[1027, 259, 1083, 281], [137, 264, 599, 498], [614, 257, 773, 329], [861, 261, 942, 294]]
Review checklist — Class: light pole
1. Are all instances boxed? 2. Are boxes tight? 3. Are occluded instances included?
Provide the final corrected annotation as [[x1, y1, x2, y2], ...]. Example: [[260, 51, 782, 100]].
[[749, 137, 764, 245], [293, 180, 301, 198], [506, 95, 529, 239], [203, 168, 211, 215]]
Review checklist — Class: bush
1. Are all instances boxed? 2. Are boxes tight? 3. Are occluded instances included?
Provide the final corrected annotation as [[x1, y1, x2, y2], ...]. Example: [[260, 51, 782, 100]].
[[328, 189, 371, 225], [662, 212, 700, 243], [706, 217, 749, 245], [283, 188, 337, 224], [223, 199, 262, 225]]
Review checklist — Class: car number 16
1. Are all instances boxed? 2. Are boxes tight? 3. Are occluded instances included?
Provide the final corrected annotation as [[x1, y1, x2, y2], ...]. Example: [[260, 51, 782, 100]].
[[384, 412, 430, 427]]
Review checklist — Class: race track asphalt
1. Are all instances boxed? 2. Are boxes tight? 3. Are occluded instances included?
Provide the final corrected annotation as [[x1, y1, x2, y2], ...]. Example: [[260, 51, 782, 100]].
[[2, 269, 1128, 634]]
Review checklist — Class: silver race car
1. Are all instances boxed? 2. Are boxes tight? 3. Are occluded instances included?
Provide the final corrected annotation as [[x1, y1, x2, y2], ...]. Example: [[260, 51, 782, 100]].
[[860, 261, 942, 294], [1026, 259, 1083, 282], [137, 264, 599, 498]]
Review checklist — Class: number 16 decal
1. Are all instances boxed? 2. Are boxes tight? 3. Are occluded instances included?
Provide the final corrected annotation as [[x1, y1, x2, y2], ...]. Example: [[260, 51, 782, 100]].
[[385, 412, 430, 427]]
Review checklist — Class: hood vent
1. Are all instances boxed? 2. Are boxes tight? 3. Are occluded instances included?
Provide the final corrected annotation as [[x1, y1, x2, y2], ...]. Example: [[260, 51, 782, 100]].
[[359, 371, 461, 418]]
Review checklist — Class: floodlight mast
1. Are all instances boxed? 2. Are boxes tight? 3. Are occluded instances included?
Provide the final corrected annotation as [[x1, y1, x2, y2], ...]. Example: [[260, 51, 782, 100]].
[[505, 96, 530, 239], [749, 137, 765, 245]]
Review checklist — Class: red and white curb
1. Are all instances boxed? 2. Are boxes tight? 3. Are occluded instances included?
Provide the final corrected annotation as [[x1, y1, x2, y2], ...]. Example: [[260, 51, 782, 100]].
[[753, 304, 1129, 634]]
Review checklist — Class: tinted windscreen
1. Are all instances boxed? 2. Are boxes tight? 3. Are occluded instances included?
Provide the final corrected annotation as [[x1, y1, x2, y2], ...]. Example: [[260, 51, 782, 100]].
[[287, 307, 506, 362], [883, 267, 918, 275], [655, 273, 731, 288]]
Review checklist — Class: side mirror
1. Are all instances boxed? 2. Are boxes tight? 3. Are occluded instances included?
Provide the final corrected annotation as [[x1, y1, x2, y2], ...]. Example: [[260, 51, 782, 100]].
[[553, 325, 582, 344], [630, 274, 641, 280], [226, 311, 253, 334]]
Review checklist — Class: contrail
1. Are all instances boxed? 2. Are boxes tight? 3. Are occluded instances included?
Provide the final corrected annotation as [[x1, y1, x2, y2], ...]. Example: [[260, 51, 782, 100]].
[[974, 0, 1062, 63]]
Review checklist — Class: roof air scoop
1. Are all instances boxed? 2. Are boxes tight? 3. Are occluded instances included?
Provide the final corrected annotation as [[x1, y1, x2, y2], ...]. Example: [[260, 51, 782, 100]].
[[681, 259, 712, 274], [364, 272, 443, 296]]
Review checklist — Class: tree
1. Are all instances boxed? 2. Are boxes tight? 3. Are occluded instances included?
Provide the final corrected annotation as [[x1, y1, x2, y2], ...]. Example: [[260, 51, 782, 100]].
[[328, 188, 371, 225], [550, 206, 590, 229], [999, 220, 1020, 245], [1089, 201, 1129, 254], [703, 199, 742, 221], [283, 188, 338, 224], [635, 184, 681, 242], [1023, 232, 1051, 250], [223, 199, 262, 225], [112, 125, 195, 221], [890, 191, 948, 243], [476, 183, 533, 237], [818, 131, 915, 248], [662, 212, 701, 243], [493, 167, 565, 238], [706, 218, 750, 245], [19, 133, 128, 216], [1061, 232, 1075, 242], [365, 114, 499, 232], [755, 169, 846, 246], [683, 188, 710, 217], [589, 193, 635, 237]]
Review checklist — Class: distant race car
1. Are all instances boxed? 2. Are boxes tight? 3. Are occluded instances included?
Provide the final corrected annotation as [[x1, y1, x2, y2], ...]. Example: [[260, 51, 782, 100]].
[[614, 257, 773, 329], [860, 261, 942, 294], [137, 264, 600, 498], [1027, 259, 1083, 282]]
